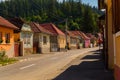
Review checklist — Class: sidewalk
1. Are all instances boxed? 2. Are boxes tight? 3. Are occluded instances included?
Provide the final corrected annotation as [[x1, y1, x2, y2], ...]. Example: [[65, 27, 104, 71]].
[[15, 48, 97, 62], [53, 49, 114, 80], [15, 53, 56, 62]]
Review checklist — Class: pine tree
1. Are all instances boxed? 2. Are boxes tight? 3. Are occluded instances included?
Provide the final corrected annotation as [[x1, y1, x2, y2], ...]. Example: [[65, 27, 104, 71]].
[[0, 0, 101, 33]]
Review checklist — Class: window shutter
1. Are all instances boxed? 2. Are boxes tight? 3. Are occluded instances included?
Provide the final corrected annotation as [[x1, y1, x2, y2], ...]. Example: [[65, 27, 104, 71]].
[[113, 0, 120, 33]]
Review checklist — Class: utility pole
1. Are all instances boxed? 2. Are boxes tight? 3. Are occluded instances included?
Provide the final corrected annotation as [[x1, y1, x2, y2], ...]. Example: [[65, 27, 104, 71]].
[[65, 18, 68, 51]]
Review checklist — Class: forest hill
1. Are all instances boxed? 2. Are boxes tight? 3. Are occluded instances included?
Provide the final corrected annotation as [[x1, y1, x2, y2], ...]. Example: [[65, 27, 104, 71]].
[[0, 0, 102, 33]]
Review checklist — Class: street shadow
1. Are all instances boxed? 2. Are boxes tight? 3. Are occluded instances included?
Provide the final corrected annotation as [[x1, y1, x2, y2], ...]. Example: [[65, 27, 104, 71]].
[[81, 54, 101, 60], [89, 49, 102, 53], [53, 50, 114, 80]]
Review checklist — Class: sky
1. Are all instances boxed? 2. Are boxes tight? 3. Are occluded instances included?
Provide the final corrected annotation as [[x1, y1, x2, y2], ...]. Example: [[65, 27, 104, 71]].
[[81, 0, 98, 7], [0, 0, 98, 7], [58, 0, 98, 7]]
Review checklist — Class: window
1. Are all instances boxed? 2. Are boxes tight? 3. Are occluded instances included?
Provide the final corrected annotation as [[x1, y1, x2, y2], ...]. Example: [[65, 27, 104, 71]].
[[113, 0, 120, 33], [0, 32, 2, 39], [5, 33, 10, 43], [0, 32, 3, 43], [43, 36, 47, 44], [27, 34, 31, 44], [23, 34, 27, 44], [70, 38, 76, 44], [23, 33, 31, 45]]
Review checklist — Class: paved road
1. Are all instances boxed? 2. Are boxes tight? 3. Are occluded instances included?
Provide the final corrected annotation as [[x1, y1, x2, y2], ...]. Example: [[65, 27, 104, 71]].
[[0, 47, 99, 80], [53, 49, 114, 80]]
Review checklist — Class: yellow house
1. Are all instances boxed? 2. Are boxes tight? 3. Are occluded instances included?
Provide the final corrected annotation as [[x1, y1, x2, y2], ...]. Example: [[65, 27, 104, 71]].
[[40, 23, 66, 52], [99, 0, 120, 80], [66, 31, 79, 49], [105, 0, 114, 69], [0, 16, 18, 57], [98, 0, 114, 69], [112, 0, 120, 80]]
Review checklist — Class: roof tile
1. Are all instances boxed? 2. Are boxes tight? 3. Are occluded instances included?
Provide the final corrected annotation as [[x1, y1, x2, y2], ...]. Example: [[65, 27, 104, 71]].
[[40, 23, 65, 36], [66, 31, 78, 38], [0, 16, 18, 29], [30, 22, 53, 35], [69, 31, 90, 40], [79, 31, 90, 40]]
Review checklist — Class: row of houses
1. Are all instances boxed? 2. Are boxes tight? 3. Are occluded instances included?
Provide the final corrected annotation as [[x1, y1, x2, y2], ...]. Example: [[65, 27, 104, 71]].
[[98, 0, 120, 80], [0, 16, 99, 58]]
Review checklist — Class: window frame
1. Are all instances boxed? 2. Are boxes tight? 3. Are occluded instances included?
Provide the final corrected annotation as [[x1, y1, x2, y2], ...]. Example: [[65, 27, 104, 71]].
[[23, 33, 31, 45], [43, 36, 47, 45], [5, 33, 10, 43]]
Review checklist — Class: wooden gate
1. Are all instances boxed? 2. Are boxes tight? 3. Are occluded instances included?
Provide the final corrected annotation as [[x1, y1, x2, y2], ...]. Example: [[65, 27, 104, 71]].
[[14, 43, 20, 57]]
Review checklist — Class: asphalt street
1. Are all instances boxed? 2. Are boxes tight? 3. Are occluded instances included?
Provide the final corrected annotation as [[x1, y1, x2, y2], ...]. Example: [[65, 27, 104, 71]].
[[0, 47, 99, 80]]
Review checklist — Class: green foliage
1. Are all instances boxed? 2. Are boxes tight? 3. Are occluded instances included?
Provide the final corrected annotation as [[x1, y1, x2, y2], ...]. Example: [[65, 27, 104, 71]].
[[69, 20, 80, 30], [0, 0, 102, 33], [0, 49, 18, 66], [0, 50, 6, 59]]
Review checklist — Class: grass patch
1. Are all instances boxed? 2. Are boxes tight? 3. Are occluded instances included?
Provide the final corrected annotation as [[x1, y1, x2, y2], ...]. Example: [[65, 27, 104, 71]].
[[0, 58, 18, 66], [0, 50, 18, 66]]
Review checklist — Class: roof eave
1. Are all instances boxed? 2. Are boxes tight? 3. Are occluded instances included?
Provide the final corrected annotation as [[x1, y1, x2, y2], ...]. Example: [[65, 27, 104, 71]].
[[0, 24, 19, 30]]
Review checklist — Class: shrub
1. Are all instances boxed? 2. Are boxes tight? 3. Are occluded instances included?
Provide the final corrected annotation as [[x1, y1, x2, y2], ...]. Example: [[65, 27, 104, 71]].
[[0, 49, 18, 66], [0, 50, 6, 60]]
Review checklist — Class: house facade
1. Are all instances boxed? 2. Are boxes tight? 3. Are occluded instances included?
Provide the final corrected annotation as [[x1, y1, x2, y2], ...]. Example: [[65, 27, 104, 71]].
[[79, 31, 90, 48], [20, 24, 33, 55], [86, 33, 97, 47], [112, 0, 120, 80], [98, 0, 114, 69], [9, 18, 33, 56], [69, 31, 84, 49], [0, 16, 18, 57], [98, 0, 120, 80], [66, 31, 79, 49], [40, 23, 66, 52], [30, 22, 52, 53]]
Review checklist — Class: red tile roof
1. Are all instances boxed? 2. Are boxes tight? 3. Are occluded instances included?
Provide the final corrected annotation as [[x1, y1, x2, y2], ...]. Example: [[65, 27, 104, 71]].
[[30, 22, 53, 35], [86, 33, 95, 39], [40, 23, 65, 36], [30, 22, 40, 33], [69, 31, 90, 40], [0, 16, 18, 29], [79, 31, 90, 40], [70, 31, 82, 36], [66, 31, 78, 38]]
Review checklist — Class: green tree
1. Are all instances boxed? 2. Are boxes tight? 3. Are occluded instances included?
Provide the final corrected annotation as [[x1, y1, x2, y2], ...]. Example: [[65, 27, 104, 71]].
[[0, 0, 101, 33]]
